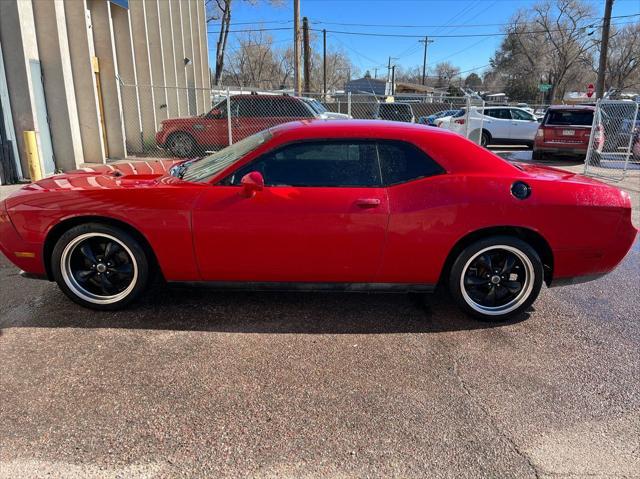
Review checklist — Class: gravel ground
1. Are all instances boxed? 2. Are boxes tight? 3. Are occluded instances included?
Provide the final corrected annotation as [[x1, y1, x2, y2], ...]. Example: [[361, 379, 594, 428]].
[[1, 151, 638, 478]]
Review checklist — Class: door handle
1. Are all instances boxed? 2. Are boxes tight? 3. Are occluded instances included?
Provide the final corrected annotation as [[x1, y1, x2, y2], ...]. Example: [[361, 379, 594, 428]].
[[356, 198, 381, 208]]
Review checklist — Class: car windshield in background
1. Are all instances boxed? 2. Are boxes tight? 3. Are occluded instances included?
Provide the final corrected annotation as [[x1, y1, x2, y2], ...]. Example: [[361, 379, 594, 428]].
[[304, 99, 328, 114], [546, 110, 593, 126], [378, 104, 412, 121], [181, 130, 272, 183]]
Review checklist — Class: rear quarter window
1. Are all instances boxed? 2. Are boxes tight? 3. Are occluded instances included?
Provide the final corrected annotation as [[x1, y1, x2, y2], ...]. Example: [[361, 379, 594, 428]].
[[377, 141, 445, 185]]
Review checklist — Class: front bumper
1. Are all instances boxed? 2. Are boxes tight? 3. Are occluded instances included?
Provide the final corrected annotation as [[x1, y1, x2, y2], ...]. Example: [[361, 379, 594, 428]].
[[0, 201, 46, 276]]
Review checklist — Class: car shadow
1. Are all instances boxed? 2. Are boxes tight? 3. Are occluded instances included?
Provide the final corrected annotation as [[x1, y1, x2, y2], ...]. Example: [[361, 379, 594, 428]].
[[0, 282, 532, 334]]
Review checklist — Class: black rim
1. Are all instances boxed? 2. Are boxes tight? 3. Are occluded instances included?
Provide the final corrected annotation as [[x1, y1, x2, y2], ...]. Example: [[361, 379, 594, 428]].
[[463, 250, 525, 308], [69, 237, 134, 296]]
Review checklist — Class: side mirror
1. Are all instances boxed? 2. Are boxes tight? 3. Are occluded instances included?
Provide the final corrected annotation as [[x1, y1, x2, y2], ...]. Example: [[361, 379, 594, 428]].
[[240, 171, 264, 198], [208, 108, 222, 119]]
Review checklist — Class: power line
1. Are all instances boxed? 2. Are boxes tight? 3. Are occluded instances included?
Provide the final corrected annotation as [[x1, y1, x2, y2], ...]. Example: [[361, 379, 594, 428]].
[[308, 13, 639, 29], [309, 20, 636, 38], [207, 18, 638, 38]]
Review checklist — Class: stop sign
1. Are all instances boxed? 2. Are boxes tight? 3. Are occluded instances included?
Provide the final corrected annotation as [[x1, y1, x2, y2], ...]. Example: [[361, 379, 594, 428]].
[[586, 83, 595, 97]]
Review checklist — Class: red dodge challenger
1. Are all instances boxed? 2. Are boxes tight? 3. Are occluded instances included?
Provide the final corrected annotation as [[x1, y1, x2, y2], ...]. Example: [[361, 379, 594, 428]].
[[0, 121, 636, 321]]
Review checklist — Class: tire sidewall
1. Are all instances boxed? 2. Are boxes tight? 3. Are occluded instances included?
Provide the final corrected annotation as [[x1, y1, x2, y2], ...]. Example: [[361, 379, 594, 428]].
[[168, 132, 195, 157], [481, 131, 490, 147], [51, 223, 149, 310], [448, 235, 544, 321]]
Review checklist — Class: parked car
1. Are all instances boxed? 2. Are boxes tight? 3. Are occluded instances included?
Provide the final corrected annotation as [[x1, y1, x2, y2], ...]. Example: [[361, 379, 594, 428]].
[[156, 94, 317, 157], [434, 109, 464, 128], [2, 121, 636, 321], [442, 106, 540, 147], [299, 97, 352, 120], [532, 105, 599, 161], [515, 103, 535, 114], [373, 102, 415, 123], [419, 109, 461, 126]]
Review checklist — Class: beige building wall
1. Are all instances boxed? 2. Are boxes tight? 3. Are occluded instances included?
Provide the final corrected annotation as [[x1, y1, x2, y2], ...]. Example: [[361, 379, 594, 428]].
[[1, 0, 209, 176]]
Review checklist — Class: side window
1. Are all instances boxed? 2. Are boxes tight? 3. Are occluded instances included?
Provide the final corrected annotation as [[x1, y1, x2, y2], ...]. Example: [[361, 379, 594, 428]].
[[228, 141, 381, 187], [377, 141, 445, 186], [512, 109, 535, 121], [486, 108, 510, 120]]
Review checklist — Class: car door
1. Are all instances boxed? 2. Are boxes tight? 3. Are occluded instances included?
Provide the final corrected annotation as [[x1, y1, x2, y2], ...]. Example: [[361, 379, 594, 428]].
[[374, 140, 449, 285], [196, 100, 230, 148], [191, 140, 389, 282], [509, 108, 539, 141], [230, 96, 270, 142], [483, 108, 511, 141]]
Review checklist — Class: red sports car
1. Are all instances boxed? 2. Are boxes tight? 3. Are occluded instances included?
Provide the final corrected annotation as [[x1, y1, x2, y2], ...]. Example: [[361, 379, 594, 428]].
[[1, 121, 636, 321]]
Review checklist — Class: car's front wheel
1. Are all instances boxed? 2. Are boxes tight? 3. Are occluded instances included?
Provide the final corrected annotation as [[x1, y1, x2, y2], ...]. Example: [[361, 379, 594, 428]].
[[167, 132, 196, 157], [448, 236, 543, 321], [52, 223, 150, 310]]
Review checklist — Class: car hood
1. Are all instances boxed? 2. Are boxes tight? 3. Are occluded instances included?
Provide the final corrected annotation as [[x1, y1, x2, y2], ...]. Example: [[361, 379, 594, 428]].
[[319, 112, 352, 120], [5, 159, 182, 208]]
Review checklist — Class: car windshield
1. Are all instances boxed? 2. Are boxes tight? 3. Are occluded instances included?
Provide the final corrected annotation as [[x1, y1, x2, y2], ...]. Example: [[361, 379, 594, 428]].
[[304, 98, 328, 114], [545, 109, 593, 126], [180, 130, 272, 182]]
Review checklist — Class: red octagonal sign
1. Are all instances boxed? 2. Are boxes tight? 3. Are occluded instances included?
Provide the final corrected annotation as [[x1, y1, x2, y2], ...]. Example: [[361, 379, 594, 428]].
[[587, 83, 595, 98]]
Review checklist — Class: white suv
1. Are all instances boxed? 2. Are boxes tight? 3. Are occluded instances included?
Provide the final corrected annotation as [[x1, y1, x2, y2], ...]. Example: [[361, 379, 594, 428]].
[[442, 106, 540, 148]]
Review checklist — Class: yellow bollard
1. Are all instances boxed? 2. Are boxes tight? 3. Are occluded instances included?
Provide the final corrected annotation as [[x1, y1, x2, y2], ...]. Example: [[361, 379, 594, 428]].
[[23, 130, 42, 181]]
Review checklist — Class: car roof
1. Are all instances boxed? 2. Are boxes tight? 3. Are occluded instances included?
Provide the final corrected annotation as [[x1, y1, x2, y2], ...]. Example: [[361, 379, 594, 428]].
[[230, 94, 299, 101], [270, 119, 458, 139], [546, 104, 596, 111]]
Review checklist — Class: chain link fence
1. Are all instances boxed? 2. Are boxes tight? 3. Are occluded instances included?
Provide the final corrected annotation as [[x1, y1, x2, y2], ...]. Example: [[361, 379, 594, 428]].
[[584, 100, 639, 181], [119, 82, 487, 159]]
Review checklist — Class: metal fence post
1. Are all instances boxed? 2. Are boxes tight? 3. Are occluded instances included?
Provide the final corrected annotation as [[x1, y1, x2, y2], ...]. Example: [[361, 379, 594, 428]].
[[464, 97, 471, 139], [226, 87, 233, 146], [347, 92, 352, 118]]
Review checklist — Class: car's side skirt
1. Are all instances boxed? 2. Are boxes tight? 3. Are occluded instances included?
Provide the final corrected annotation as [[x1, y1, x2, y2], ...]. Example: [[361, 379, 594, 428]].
[[166, 281, 436, 293]]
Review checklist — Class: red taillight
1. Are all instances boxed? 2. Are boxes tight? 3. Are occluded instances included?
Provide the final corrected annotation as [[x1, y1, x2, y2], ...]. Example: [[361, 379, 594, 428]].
[[454, 118, 465, 125], [536, 128, 544, 139], [594, 125, 604, 150]]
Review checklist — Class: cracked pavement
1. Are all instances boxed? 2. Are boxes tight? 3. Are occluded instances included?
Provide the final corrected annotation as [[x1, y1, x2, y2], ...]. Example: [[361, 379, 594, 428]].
[[1, 155, 639, 478]]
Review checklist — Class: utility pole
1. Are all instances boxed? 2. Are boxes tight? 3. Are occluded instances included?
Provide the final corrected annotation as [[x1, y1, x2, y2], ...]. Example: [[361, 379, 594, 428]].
[[302, 17, 311, 93], [293, 0, 302, 95], [595, 0, 614, 99], [391, 65, 396, 95], [419, 36, 434, 86], [322, 29, 327, 98], [373, 68, 378, 79]]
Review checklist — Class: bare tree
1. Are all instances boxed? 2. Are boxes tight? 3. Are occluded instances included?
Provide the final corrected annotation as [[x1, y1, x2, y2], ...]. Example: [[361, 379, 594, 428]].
[[206, 0, 232, 86], [487, 0, 597, 101], [597, 22, 640, 90], [435, 61, 461, 87], [206, 0, 283, 86]]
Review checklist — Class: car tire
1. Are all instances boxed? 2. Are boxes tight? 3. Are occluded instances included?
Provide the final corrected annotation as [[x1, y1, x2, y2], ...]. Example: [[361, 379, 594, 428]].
[[51, 223, 150, 310], [481, 131, 490, 148], [448, 236, 543, 321], [167, 132, 196, 157], [532, 150, 545, 161]]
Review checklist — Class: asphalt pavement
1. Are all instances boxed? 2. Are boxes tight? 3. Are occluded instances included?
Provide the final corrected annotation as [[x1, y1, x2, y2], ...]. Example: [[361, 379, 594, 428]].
[[1, 151, 638, 478]]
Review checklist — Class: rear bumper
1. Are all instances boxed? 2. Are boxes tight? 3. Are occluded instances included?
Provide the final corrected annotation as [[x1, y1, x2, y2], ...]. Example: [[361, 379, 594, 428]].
[[534, 146, 587, 156]]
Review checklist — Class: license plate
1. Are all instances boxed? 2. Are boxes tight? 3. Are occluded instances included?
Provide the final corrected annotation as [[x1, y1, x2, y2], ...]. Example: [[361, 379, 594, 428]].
[[562, 129, 575, 136]]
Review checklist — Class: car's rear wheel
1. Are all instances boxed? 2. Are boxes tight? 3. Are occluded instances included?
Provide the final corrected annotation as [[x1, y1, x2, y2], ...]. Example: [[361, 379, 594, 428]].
[[448, 236, 543, 321], [480, 131, 490, 148], [167, 132, 196, 157], [52, 223, 149, 310]]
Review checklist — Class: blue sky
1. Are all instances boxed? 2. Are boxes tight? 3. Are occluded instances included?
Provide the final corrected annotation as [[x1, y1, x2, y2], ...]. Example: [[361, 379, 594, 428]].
[[207, 0, 640, 79]]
